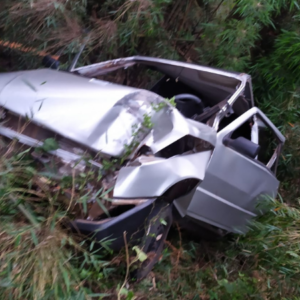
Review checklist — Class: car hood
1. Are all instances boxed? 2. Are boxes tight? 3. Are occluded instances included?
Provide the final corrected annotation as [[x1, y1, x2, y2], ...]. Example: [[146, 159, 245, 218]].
[[0, 69, 216, 157], [0, 69, 166, 156]]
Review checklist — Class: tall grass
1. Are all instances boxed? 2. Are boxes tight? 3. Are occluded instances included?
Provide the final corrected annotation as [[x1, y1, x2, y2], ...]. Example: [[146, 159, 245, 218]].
[[128, 198, 300, 299], [1, 0, 300, 299], [0, 141, 113, 299]]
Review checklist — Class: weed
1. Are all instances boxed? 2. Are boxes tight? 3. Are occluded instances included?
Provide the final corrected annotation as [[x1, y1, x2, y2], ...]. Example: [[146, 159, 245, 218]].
[[0, 139, 115, 299]]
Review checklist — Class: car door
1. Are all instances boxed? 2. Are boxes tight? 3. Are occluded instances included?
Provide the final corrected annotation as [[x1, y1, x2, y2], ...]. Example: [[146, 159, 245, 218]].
[[185, 107, 285, 233]]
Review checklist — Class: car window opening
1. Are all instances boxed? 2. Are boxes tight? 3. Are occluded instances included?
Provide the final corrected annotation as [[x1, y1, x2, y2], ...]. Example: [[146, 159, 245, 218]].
[[155, 135, 214, 159], [92, 63, 249, 128], [222, 115, 281, 173]]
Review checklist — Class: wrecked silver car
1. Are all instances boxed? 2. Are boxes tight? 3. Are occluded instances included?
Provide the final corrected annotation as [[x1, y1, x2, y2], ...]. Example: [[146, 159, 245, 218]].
[[0, 55, 285, 278]]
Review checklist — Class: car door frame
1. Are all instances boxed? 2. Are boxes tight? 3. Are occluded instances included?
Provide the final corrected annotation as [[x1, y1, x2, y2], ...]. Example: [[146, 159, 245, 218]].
[[217, 107, 285, 162], [184, 107, 285, 233]]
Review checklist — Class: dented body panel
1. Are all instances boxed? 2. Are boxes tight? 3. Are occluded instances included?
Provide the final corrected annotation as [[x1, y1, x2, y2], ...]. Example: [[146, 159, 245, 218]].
[[175, 107, 285, 232], [0, 56, 285, 239], [0, 69, 165, 156], [148, 107, 217, 153], [114, 150, 212, 198]]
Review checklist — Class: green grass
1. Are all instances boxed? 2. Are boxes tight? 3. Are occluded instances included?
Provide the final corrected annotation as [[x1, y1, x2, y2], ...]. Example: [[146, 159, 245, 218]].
[[0, 141, 115, 299], [1, 0, 300, 299], [110, 198, 300, 300], [1, 137, 300, 299]]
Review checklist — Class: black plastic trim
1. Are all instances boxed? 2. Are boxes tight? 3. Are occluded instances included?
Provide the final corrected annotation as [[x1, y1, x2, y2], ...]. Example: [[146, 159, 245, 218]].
[[72, 199, 167, 251]]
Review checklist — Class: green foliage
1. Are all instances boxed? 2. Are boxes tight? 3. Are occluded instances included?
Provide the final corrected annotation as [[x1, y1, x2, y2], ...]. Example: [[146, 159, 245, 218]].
[[40, 138, 59, 152], [0, 141, 115, 299], [141, 112, 153, 129], [127, 198, 300, 299], [132, 246, 148, 262], [238, 198, 300, 277], [1, 0, 300, 299], [152, 97, 176, 112]]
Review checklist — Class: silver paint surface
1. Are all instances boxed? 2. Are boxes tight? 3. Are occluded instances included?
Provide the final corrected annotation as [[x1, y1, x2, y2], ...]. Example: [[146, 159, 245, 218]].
[[175, 107, 285, 233], [114, 150, 212, 198], [0, 69, 167, 156], [145, 107, 216, 154], [0, 57, 285, 234]]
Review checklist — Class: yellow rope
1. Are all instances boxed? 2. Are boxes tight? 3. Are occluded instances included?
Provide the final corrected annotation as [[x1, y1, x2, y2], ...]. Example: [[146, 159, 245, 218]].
[[0, 40, 59, 60]]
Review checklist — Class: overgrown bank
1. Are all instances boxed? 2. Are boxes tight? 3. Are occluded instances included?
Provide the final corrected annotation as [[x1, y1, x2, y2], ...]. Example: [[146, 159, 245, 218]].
[[0, 0, 300, 299], [1, 0, 300, 180]]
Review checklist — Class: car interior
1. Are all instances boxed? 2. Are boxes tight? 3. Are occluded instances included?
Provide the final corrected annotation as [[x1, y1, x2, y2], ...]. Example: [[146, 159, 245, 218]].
[[74, 59, 280, 166], [93, 62, 251, 128]]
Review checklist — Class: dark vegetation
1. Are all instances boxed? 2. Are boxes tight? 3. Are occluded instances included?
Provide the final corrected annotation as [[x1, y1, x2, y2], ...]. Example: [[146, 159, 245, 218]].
[[0, 0, 300, 299]]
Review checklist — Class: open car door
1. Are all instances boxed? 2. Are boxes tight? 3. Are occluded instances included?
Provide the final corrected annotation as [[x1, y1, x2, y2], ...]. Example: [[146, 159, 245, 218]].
[[175, 107, 285, 233]]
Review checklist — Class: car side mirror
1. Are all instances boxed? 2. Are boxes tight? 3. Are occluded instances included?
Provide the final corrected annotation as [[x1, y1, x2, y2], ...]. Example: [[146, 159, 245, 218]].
[[223, 136, 260, 159]]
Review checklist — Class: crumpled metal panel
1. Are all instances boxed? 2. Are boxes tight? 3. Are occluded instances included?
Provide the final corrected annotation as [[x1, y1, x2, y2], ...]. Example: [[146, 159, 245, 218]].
[[183, 107, 285, 233], [113, 150, 212, 198], [146, 107, 216, 154], [113, 105, 216, 198], [0, 69, 166, 157], [0, 68, 217, 158]]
